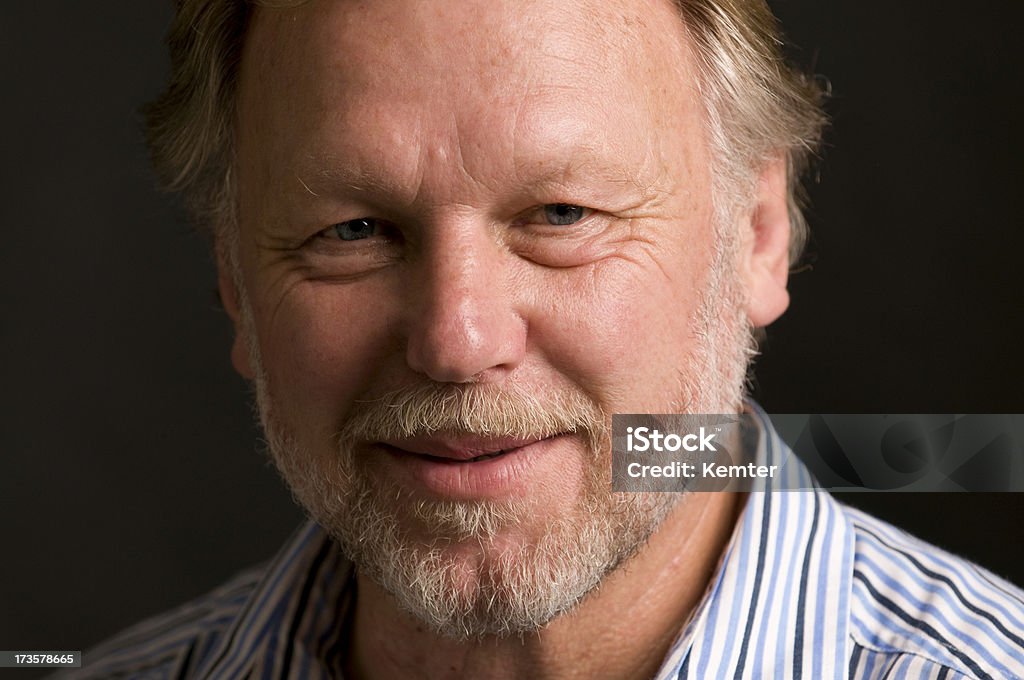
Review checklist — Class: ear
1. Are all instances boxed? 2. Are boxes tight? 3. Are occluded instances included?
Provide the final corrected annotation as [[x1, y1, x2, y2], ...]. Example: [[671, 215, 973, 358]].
[[741, 158, 792, 328], [216, 245, 256, 380]]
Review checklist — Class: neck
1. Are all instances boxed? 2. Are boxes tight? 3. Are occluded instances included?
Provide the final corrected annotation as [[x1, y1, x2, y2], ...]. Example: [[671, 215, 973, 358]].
[[343, 490, 745, 680]]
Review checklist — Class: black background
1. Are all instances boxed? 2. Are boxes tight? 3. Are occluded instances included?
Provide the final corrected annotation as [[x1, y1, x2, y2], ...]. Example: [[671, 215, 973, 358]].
[[1, 0, 1022, 662]]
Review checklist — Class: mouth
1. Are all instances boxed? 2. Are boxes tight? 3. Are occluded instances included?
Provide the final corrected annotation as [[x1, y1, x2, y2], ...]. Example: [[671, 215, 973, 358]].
[[416, 450, 508, 463], [378, 434, 556, 462], [374, 434, 567, 499]]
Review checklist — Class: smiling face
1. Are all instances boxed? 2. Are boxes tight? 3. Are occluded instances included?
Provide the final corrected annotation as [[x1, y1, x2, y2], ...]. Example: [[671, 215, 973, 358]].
[[224, 0, 782, 638]]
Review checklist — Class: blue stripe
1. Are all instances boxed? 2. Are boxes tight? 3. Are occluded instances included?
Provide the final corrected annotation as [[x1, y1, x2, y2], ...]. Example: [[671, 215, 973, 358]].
[[857, 643, 879, 678], [848, 611, 924, 660], [852, 509, 1024, 626], [86, 613, 242, 676], [694, 534, 731, 678], [853, 571, 991, 679], [173, 637, 197, 680], [83, 586, 253, 672], [856, 531, 1024, 653], [831, 506, 854, 676], [854, 555, 1016, 677], [857, 523, 1024, 644], [677, 648, 690, 679], [201, 524, 324, 676], [847, 643, 862, 677], [277, 539, 334, 678], [880, 655, 900, 680], [320, 557, 356, 675], [732, 439, 774, 677], [811, 491, 836, 680], [792, 488, 818, 679], [189, 628, 224, 679], [970, 563, 1024, 609]]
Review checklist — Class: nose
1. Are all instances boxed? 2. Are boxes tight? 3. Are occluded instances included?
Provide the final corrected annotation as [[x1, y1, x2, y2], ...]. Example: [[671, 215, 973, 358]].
[[404, 225, 526, 383]]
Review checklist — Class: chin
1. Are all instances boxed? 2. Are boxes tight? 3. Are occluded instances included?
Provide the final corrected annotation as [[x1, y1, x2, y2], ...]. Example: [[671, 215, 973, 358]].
[[311, 478, 678, 639]]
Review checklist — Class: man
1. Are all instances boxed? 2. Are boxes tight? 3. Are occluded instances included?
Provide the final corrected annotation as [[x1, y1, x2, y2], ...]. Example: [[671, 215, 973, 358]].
[[70, 0, 1024, 677]]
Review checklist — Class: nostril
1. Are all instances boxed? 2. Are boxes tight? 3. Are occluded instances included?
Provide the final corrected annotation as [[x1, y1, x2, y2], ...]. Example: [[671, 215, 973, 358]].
[[405, 301, 525, 383]]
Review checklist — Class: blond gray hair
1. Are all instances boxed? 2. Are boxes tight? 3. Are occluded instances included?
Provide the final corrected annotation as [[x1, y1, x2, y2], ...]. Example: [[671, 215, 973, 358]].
[[144, 0, 825, 261]]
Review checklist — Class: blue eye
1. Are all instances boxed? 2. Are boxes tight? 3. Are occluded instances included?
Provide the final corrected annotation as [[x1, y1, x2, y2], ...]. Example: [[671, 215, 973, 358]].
[[543, 204, 587, 226], [332, 218, 379, 241]]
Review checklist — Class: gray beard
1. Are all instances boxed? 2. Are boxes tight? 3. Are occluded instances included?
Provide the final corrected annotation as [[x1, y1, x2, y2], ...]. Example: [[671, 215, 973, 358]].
[[259, 378, 688, 639]]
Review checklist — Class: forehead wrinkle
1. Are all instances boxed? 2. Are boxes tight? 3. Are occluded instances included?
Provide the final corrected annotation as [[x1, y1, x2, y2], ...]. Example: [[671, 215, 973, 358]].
[[251, 0, 697, 212], [296, 77, 667, 206], [421, 110, 499, 207]]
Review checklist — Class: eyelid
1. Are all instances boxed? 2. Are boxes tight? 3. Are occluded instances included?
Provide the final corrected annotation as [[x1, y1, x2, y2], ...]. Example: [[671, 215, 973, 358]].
[[314, 217, 392, 241], [516, 203, 595, 227], [310, 205, 595, 242]]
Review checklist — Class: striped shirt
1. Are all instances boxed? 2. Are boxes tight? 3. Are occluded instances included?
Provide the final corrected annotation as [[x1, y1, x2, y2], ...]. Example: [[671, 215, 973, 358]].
[[66, 408, 1024, 679]]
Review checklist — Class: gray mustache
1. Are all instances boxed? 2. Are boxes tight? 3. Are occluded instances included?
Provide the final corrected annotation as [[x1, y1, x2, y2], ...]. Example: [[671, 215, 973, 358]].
[[338, 382, 608, 447]]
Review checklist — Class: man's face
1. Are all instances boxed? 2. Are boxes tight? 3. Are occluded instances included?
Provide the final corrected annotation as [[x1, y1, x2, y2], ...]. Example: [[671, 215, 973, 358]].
[[228, 0, 762, 637]]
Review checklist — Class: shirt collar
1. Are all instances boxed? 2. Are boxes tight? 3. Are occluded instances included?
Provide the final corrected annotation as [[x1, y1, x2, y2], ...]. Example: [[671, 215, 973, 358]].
[[195, 521, 353, 678]]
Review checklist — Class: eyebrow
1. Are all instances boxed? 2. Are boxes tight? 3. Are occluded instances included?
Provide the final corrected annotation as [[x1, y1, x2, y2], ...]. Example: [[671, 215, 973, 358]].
[[295, 148, 658, 204], [523, 150, 654, 192], [298, 160, 395, 198]]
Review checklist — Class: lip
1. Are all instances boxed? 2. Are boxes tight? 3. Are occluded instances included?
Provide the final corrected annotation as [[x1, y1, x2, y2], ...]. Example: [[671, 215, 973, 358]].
[[379, 433, 550, 461], [375, 434, 566, 500]]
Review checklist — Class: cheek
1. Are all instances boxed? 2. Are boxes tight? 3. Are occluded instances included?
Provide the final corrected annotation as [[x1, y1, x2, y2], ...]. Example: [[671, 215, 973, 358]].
[[254, 282, 398, 438], [531, 246, 712, 412]]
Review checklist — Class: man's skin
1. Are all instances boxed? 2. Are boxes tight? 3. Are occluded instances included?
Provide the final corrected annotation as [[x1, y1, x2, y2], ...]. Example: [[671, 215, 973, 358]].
[[218, 0, 793, 677]]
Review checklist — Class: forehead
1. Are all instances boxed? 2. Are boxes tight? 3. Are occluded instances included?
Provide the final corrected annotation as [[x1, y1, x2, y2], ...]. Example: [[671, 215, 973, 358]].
[[243, 0, 689, 88], [237, 0, 704, 204]]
